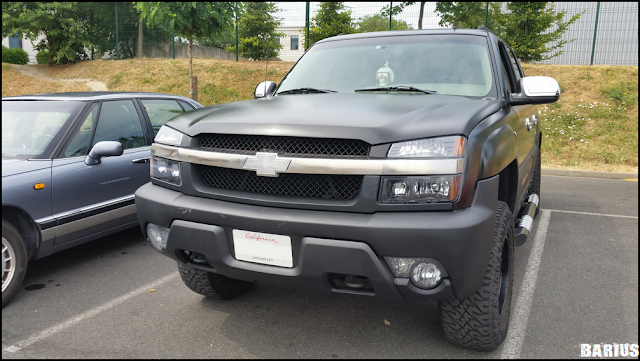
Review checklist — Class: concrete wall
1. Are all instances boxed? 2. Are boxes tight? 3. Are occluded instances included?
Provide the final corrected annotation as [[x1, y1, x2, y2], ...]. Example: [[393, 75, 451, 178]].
[[143, 41, 247, 61]]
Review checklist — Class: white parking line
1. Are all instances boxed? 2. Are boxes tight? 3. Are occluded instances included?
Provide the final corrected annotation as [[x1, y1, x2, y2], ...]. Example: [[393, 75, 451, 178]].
[[3, 272, 179, 353], [501, 209, 551, 359], [547, 209, 638, 219]]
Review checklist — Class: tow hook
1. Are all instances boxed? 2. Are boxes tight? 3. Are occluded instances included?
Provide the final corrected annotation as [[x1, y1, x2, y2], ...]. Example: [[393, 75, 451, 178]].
[[515, 194, 539, 246]]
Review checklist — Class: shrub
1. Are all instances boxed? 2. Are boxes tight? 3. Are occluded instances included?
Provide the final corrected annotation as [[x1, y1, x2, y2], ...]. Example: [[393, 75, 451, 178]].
[[2, 45, 29, 65], [36, 50, 50, 65]]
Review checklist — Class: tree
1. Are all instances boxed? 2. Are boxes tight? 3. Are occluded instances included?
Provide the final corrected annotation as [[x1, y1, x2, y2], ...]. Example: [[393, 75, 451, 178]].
[[435, 2, 502, 31], [381, 1, 426, 29], [306, 2, 355, 49], [497, 2, 582, 62], [2, 2, 89, 65], [135, 2, 235, 97], [356, 14, 413, 33], [235, 2, 283, 60]]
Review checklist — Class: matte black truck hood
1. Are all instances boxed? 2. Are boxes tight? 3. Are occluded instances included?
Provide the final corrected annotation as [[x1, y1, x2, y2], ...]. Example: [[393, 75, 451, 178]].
[[166, 93, 500, 145]]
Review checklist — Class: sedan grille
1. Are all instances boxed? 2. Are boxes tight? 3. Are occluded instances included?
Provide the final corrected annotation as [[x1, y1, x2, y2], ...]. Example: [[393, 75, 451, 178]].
[[199, 166, 362, 200], [199, 134, 370, 158]]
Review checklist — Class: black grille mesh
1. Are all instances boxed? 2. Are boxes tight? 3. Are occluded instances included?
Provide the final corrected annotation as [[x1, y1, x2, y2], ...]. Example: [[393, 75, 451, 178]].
[[199, 134, 370, 158], [200, 166, 362, 200]]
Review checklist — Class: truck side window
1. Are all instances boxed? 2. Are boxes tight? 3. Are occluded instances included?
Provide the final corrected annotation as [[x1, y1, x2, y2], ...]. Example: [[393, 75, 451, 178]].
[[498, 43, 515, 94], [506, 48, 522, 84]]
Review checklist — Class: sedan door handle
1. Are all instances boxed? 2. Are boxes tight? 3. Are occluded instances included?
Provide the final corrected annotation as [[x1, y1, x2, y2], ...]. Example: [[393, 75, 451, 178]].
[[132, 157, 151, 163]]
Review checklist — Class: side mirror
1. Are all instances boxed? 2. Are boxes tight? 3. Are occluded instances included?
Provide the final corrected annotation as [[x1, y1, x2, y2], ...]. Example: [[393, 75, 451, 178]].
[[254, 81, 277, 99], [510, 76, 561, 106], [84, 141, 123, 165]]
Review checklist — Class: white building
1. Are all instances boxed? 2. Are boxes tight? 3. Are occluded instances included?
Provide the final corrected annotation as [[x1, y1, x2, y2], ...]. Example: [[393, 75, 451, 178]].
[[2, 34, 44, 64], [275, 26, 306, 62]]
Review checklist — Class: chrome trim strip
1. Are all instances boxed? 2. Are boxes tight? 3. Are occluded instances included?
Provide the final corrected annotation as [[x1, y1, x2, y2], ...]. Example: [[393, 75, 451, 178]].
[[152, 144, 464, 175], [41, 228, 56, 242], [35, 195, 135, 225], [54, 204, 137, 237]]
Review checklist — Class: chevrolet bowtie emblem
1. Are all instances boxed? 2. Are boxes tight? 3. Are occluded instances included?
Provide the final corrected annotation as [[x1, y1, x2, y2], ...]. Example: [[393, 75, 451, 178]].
[[243, 152, 291, 177]]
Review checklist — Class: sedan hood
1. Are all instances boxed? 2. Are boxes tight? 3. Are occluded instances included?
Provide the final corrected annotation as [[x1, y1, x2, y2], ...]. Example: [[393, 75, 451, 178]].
[[166, 93, 500, 145], [2, 159, 52, 177]]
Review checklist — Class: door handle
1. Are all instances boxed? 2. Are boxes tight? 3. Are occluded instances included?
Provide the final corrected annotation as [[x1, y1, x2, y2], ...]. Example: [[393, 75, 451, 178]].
[[132, 157, 151, 163], [525, 118, 532, 131]]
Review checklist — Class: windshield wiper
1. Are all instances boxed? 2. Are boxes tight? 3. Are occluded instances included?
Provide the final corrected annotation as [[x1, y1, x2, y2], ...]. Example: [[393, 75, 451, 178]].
[[277, 87, 337, 95], [354, 85, 437, 94]]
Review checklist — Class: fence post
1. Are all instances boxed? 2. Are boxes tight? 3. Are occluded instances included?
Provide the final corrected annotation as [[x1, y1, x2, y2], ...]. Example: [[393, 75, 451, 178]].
[[137, 12, 143, 58], [115, 2, 119, 60], [172, 30, 175, 59], [235, 2, 239, 61], [590, 2, 601, 66], [484, 2, 489, 27], [389, 2, 392, 31], [305, 2, 310, 50]]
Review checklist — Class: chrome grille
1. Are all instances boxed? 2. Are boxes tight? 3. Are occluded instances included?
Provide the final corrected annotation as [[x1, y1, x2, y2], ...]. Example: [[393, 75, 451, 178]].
[[199, 134, 370, 158], [199, 166, 362, 200]]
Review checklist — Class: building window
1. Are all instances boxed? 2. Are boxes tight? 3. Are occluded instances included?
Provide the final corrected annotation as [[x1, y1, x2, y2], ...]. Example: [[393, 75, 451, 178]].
[[291, 35, 299, 51], [274, 36, 280, 45], [8, 34, 22, 49]]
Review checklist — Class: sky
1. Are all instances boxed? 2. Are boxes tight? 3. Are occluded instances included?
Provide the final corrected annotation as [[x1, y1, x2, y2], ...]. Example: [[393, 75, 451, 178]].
[[274, 2, 444, 29]]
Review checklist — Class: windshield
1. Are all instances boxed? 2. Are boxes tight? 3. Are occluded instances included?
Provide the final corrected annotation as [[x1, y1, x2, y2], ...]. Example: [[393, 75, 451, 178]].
[[2, 100, 85, 160], [277, 34, 495, 98]]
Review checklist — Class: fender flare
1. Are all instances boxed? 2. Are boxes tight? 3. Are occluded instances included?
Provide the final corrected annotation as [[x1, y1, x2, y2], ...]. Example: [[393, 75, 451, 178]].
[[478, 125, 517, 180]]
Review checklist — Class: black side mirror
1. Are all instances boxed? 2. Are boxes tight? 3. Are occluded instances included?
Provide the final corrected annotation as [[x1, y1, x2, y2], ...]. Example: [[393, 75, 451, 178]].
[[85, 141, 123, 165], [254, 81, 277, 99]]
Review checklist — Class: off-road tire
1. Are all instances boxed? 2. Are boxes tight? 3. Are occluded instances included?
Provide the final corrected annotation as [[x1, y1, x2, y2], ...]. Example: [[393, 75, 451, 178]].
[[438, 201, 515, 351], [528, 148, 542, 217], [3, 220, 28, 307], [178, 263, 254, 299]]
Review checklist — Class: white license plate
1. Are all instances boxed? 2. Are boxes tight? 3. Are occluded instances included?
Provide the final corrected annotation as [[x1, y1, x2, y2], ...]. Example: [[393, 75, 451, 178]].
[[232, 230, 293, 268]]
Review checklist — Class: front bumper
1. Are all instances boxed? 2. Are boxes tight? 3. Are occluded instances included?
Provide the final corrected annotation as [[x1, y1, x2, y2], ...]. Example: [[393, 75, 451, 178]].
[[135, 175, 499, 301]]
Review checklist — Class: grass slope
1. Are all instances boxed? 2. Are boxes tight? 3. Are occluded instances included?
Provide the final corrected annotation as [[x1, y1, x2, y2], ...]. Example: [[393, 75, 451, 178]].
[[2, 59, 637, 173]]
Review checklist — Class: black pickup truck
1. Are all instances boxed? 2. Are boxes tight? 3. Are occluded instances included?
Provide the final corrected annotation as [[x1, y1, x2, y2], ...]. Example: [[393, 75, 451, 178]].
[[135, 28, 560, 351]]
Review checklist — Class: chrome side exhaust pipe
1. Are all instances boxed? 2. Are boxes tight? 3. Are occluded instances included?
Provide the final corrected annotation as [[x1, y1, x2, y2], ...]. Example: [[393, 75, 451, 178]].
[[515, 194, 539, 246]]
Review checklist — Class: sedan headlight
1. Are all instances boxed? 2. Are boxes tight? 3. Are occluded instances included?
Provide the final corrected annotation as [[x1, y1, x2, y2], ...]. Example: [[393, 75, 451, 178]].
[[381, 136, 465, 203], [154, 125, 183, 146], [151, 156, 181, 185]]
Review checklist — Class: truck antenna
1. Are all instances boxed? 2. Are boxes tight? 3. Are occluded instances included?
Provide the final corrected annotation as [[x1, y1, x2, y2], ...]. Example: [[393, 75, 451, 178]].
[[265, 37, 270, 91]]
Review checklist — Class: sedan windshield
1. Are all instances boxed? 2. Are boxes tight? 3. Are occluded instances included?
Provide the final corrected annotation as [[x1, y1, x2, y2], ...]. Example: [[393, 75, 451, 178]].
[[277, 34, 495, 98], [2, 100, 85, 159]]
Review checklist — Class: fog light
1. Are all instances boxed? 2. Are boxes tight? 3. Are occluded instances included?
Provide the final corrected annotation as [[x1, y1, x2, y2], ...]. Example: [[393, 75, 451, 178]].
[[146, 223, 169, 250], [411, 262, 441, 289]]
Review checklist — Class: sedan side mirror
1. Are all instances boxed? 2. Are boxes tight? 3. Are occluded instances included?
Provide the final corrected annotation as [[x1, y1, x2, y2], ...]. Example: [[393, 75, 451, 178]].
[[510, 76, 561, 106], [254, 81, 277, 99], [85, 141, 123, 165]]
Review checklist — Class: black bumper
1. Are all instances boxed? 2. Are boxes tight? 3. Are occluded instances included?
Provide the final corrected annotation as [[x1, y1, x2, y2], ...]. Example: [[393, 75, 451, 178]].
[[134, 175, 499, 301]]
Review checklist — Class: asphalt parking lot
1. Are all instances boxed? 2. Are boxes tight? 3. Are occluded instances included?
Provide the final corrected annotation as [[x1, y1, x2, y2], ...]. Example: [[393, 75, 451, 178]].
[[2, 175, 638, 359]]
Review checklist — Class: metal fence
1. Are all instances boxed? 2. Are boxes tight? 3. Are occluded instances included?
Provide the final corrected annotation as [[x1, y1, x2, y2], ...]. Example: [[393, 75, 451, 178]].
[[102, 2, 637, 66]]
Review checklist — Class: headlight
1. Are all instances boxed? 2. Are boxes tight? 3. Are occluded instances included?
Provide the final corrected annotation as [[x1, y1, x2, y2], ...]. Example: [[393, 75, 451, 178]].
[[154, 125, 183, 146], [379, 175, 461, 203], [387, 136, 465, 158], [381, 136, 464, 204], [151, 156, 181, 185]]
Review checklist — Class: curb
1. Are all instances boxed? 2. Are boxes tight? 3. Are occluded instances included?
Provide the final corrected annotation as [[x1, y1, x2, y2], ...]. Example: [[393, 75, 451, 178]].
[[542, 168, 638, 180]]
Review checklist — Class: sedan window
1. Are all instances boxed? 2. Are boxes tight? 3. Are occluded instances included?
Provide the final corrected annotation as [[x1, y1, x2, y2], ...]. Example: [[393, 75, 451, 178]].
[[91, 100, 145, 150], [62, 103, 99, 158], [140, 99, 185, 136]]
